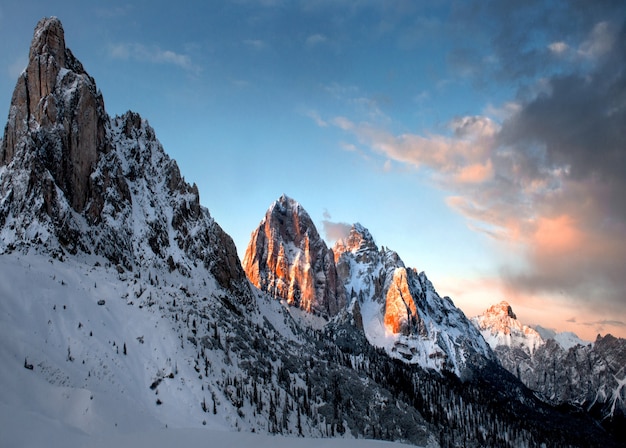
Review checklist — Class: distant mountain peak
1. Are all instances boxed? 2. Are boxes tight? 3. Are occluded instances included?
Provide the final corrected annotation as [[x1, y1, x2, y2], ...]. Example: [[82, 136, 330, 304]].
[[489, 301, 517, 320], [472, 301, 543, 353], [243, 195, 345, 317]]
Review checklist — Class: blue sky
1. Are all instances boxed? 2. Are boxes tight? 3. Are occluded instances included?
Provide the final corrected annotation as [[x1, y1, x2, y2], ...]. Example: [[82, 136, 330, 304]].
[[1, 1, 625, 339]]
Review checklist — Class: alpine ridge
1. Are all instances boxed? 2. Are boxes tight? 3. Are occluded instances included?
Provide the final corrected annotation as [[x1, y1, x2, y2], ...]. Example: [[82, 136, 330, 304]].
[[0, 17, 252, 308], [246, 198, 495, 375], [473, 301, 626, 440], [1, 17, 623, 448]]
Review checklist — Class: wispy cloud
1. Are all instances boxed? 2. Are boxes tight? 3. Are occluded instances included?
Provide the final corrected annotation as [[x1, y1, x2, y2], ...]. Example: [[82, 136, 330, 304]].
[[305, 110, 328, 127], [96, 5, 133, 19], [243, 39, 267, 50], [306, 33, 328, 47], [321, 210, 352, 242], [577, 21, 616, 59], [547, 41, 569, 55], [109, 42, 199, 73]]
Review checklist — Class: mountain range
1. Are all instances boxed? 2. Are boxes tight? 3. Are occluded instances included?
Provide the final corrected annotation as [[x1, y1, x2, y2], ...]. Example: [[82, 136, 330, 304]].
[[0, 17, 624, 447]]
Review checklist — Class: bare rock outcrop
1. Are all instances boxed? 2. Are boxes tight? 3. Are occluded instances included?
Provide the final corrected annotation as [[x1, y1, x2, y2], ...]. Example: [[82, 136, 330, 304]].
[[2, 17, 109, 214], [243, 195, 345, 317]]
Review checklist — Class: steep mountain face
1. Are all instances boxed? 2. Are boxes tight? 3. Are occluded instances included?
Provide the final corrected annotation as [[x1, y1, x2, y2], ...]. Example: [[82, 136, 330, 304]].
[[473, 302, 626, 438], [333, 224, 494, 375], [243, 195, 345, 317], [0, 17, 251, 308], [246, 205, 493, 375]]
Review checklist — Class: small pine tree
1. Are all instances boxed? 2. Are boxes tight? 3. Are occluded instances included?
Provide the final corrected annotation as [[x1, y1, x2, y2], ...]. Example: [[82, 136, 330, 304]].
[[123, 342, 127, 355]]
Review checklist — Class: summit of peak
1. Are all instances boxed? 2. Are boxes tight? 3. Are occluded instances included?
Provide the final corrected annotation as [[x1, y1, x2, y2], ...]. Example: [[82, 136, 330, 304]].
[[351, 223, 374, 241], [488, 301, 517, 320], [30, 17, 66, 64], [334, 222, 377, 257], [269, 194, 303, 214]]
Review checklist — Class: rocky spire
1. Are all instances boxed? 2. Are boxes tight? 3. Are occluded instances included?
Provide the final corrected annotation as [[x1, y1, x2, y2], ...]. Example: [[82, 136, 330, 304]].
[[243, 195, 346, 317], [1, 16, 109, 214], [0, 17, 254, 309]]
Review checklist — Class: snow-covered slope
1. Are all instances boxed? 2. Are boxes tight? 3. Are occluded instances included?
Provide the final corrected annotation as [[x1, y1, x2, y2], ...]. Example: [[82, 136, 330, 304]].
[[532, 325, 587, 350], [2, 17, 442, 447]]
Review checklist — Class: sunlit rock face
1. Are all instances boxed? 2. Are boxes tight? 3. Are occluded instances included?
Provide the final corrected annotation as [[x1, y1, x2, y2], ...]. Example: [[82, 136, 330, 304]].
[[384, 268, 422, 335], [243, 195, 345, 317]]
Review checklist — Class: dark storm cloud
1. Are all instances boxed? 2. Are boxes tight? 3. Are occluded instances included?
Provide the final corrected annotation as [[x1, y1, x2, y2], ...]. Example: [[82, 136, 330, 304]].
[[454, 0, 625, 80], [498, 26, 626, 185]]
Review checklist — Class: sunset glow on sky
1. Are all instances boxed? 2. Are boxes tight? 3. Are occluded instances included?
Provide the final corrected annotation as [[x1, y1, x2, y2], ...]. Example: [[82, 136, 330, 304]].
[[1, 1, 624, 340]]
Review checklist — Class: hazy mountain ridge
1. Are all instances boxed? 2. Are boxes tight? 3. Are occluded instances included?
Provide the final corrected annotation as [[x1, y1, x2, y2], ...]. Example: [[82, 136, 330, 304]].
[[473, 301, 626, 439], [0, 16, 622, 447]]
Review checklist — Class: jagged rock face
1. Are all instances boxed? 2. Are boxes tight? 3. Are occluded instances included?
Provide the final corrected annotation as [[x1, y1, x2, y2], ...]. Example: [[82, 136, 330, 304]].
[[473, 303, 626, 423], [243, 195, 345, 317], [471, 301, 544, 355], [518, 335, 626, 421], [333, 223, 495, 374], [1, 17, 109, 213], [384, 268, 421, 335], [0, 17, 253, 309]]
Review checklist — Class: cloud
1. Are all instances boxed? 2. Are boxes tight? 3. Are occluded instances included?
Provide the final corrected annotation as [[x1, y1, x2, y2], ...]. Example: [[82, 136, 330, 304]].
[[243, 39, 267, 50], [577, 21, 616, 59], [306, 110, 328, 127], [452, 1, 624, 82], [109, 43, 198, 72], [332, 18, 626, 324], [96, 5, 133, 18], [306, 33, 328, 46], [547, 41, 569, 55], [321, 213, 352, 242]]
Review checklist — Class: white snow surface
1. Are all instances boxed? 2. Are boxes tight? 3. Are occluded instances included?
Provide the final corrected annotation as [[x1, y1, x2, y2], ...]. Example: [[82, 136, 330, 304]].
[[0, 251, 423, 447], [532, 325, 589, 350]]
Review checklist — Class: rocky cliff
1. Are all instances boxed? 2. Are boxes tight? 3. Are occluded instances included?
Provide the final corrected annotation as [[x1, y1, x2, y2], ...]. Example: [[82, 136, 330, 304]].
[[243, 195, 345, 317], [333, 223, 494, 375], [0, 17, 252, 308]]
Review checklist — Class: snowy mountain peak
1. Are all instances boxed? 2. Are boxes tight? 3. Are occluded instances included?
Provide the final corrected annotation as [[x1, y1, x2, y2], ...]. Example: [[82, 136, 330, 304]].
[[244, 199, 494, 374], [471, 302, 544, 354], [489, 301, 517, 320], [0, 16, 253, 309]]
